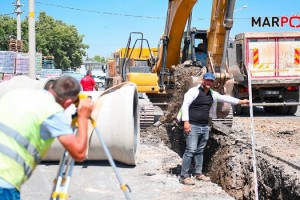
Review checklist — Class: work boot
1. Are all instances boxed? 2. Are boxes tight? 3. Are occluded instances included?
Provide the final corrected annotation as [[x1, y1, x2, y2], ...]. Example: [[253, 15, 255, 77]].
[[194, 173, 211, 182], [179, 177, 195, 185]]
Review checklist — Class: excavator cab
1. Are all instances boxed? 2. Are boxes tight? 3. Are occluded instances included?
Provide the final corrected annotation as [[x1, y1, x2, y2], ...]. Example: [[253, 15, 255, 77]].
[[181, 29, 208, 67]]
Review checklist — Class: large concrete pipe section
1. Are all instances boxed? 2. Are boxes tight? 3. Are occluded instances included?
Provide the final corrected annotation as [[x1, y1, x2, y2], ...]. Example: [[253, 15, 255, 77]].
[[89, 82, 139, 165], [0, 75, 54, 97], [44, 82, 140, 165], [0, 77, 140, 165]]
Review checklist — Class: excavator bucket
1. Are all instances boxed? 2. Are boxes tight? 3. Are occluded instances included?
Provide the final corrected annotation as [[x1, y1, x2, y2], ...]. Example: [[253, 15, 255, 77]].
[[216, 78, 235, 118]]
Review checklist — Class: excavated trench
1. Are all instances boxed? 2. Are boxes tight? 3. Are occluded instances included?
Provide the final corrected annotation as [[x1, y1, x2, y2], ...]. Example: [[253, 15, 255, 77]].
[[206, 123, 300, 200], [152, 64, 300, 200], [156, 122, 300, 200]]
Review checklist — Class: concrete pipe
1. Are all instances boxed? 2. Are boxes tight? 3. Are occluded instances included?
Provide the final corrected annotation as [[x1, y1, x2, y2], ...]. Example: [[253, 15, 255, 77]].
[[44, 82, 140, 165], [89, 83, 139, 165], [0, 76, 55, 97], [0, 77, 140, 165]]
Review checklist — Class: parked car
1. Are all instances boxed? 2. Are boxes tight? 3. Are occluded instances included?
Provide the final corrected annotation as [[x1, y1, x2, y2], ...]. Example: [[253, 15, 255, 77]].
[[62, 71, 84, 82], [93, 75, 106, 88]]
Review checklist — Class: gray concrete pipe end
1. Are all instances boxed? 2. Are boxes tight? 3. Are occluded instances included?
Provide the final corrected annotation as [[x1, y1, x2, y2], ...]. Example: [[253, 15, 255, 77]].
[[0, 76, 56, 97], [44, 83, 140, 166]]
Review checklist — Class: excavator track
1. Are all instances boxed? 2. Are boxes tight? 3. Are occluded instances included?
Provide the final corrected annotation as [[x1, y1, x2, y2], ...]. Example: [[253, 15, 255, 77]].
[[139, 98, 155, 129], [212, 108, 234, 127], [139, 93, 172, 129]]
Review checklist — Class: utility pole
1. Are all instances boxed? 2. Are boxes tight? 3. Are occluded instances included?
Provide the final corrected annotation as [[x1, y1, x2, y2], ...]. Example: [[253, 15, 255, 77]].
[[28, 0, 36, 79], [9, 0, 23, 52], [13, 0, 23, 40]]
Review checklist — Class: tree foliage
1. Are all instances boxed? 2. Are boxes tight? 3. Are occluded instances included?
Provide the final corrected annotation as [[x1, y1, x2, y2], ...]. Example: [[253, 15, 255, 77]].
[[0, 16, 17, 50], [93, 55, 106, 63], [0, 12, 89, 70]]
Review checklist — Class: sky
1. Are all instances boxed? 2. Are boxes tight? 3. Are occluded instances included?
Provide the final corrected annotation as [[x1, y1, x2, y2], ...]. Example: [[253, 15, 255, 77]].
[[0, 0, 299, 59]]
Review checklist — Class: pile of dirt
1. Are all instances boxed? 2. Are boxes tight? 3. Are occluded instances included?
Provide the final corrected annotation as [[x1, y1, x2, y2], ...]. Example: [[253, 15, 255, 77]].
[[207, 117, 300, 199], [160, 64, 203, 123], [141, 64, 205, 158], [204, 124, 255, 199]]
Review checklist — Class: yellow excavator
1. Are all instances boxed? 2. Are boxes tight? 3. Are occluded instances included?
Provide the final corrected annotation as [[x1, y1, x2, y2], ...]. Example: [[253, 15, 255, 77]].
[[154, 0, 236, 84], [106, 32, 159, 93], [106, 32, 161, 128], [152, 0, 237, 123], [107, 0, 237, 127]]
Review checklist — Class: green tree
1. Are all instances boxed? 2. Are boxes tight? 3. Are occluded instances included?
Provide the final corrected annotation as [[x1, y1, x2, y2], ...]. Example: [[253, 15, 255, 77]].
[[36, 12, 89, 70], [93, 55, 106, 63], [0, 12, 89, 70], [0, 16, 17, 50]]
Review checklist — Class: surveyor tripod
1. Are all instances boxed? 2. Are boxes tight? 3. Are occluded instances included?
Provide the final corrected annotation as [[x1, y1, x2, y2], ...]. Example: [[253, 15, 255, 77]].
[[50, 96, 131, 200]]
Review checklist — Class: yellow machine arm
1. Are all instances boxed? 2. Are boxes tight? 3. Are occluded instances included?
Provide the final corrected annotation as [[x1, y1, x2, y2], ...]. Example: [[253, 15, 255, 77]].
[[153, 0, 236, 86], [152, 0, 197, 73], [207, 0, 236, 73]]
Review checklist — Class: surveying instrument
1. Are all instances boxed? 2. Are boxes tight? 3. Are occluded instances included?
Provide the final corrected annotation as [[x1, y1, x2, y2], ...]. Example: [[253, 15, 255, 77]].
[[50, 94, 132, 200]]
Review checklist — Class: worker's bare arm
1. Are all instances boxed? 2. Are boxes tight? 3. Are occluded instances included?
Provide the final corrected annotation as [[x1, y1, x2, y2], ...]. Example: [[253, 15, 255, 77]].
[[239, 99, 249, 105], [183, 121, 191, 134], [58, 98, 94, 162]]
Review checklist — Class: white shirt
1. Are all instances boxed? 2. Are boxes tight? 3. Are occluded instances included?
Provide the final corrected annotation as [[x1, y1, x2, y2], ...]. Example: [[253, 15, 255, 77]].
[[179, 84, 240, 121]]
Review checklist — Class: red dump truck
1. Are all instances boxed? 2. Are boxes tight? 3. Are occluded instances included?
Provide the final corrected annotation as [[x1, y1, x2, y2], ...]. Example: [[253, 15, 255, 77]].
[[229, 32, 300, 115]]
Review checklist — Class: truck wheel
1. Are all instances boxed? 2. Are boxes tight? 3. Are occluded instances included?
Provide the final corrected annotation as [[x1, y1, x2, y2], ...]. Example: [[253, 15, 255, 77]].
[[232, 104, 242, 116], [263, 106, 273, 113], [275, 106, 289, 115], [287, 106, 297, 115], [242, 106, 250, 115], [232, 88, 243, 116]]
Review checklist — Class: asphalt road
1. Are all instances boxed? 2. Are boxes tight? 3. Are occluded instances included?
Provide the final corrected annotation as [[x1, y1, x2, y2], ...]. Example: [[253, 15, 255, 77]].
[[21, 144, 234, 200]]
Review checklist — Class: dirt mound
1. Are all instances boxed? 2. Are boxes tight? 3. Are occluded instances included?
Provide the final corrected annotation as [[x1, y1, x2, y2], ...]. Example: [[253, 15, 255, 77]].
[[142, 65, 204, 157], [160, 64, 203, 123], [208, 118, 300, 199], [141, 64, 205, 158]]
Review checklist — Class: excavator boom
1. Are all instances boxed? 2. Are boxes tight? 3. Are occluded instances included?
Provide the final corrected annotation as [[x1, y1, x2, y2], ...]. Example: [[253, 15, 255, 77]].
[[153, 0, 236, 92], [154, 0, 236, 73], [152, 0, 237, 124], [207, 0, 236, 72], [152, 0, 197, 73]]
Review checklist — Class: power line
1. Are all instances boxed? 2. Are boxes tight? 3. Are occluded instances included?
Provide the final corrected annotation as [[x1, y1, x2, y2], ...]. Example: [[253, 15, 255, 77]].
[[0, 12, 15, 17], [34, 1, 164, 19], [21, 0, 255, 21]]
